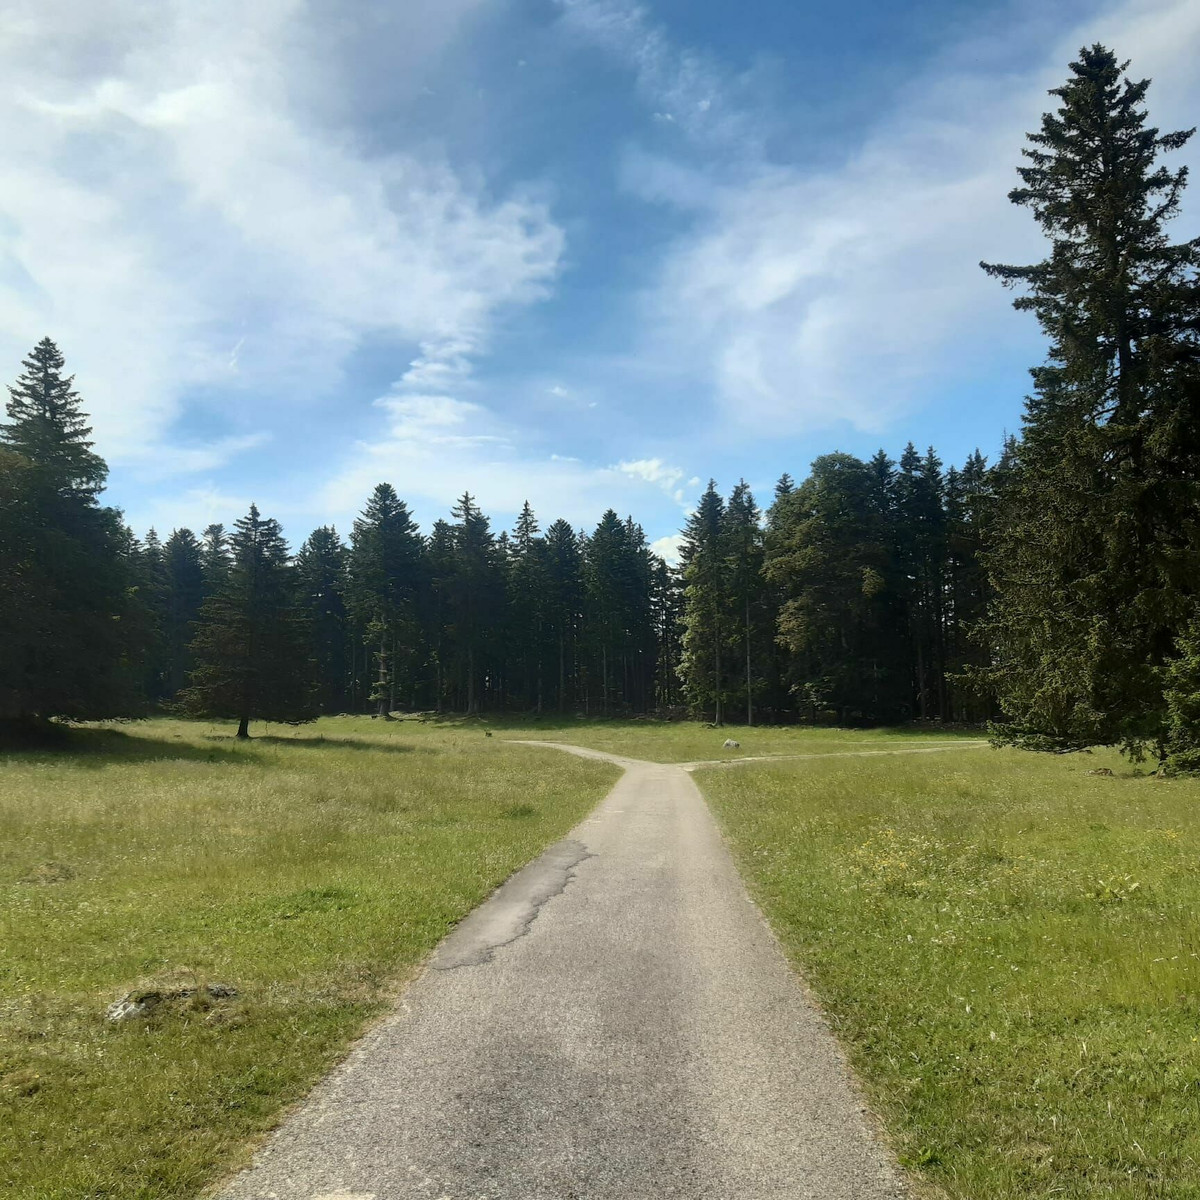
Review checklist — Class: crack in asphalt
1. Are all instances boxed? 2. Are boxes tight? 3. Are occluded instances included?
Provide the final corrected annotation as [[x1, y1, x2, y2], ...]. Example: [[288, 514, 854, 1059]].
[[432, 839, 595, 971]]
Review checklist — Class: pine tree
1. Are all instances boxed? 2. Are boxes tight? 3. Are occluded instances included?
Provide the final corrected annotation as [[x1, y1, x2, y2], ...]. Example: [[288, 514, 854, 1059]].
[[180, 505, 317, 737], [650, 557, 685, 709], [724, 481, 767, 725], [766, 455, 907, 723], [447, 493, 504, 715], [348, 485, 423, 716], [0, 340, 143, 723], [584, 510, 629, 716], [163, 529, 206, 698], [544, 518, 585, 712], [201, 524, 232, 594], [982, 45, 1200, 754], [508, 502, 550, 712], [137, 528, 171, 702], [2, 337, 106, 498], [296, 526, 350, 712], [679, 482, 728, 722]]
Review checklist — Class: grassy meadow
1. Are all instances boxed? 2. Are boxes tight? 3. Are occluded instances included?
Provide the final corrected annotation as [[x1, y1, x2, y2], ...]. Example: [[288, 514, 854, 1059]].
[[699, 745, 1200, 1199], [491, 713, 984, 763], [0, 716, 617, 1199]]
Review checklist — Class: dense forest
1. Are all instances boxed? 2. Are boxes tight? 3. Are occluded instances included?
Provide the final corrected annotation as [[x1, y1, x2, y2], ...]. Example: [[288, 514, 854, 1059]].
[[1, 46, 1198, 763]]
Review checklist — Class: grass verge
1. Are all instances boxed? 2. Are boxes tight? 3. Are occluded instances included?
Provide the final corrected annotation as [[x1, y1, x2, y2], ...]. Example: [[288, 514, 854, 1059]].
[[487, 713, 983, 763], [0, 716, 617, 1199], [698, 745, 1200, 1198]]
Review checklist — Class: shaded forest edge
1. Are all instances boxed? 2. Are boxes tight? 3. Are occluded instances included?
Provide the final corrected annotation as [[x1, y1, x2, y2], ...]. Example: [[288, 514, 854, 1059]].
[[2, 45, 1198, 766]]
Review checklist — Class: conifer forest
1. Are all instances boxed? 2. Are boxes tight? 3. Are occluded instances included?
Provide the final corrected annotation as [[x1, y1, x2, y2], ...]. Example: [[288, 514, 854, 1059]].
[[2, 46, 1198, 765]]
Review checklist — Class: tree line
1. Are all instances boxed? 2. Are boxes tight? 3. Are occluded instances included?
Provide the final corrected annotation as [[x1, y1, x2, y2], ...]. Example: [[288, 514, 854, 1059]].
[[0, 336, 993, 735], [2, 45, 1199, 765]]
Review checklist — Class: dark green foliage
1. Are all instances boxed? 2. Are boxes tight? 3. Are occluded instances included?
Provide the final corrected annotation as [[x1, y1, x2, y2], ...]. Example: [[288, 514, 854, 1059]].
[[348, 485, 424, 716], [296, 526, 351, 712], [544, 518, 586, 712], [508, 502, 551, 713], [767, 454, 908, 724], [2, 337, 107, 498], [680, 482, 728, 721], [179, 505, 318, 737], [981, 45, 1200, 754], [0, 340, 144, 723], [445, 493, 505, 715], [1163, 611, 1200, 774], [163, 529, 206, 697]]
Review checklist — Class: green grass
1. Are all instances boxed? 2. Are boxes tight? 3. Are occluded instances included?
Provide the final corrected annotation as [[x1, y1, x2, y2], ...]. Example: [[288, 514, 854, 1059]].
[[0, 716, 618, 1199], [698, 745, 1200, 1199], [486, 712, 983, 763]]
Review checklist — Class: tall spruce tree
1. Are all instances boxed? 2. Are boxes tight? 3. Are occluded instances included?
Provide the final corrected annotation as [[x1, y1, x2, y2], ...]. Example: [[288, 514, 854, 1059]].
[[508, 502, 551, 712], [163, 529, 206, 699], [679, 482, 728, 722], [297, 526, 350, 713], [180, 505, 317, 738], [2, 338, 107, 497], [724, 481, 767, 725], [982, 45, 1200, 754], [545, 518, 585, 712], [766, 454, 908, 723], [447, 493, 504, 715], [349, 485, 423, 716], [0, 339, 143, 723]]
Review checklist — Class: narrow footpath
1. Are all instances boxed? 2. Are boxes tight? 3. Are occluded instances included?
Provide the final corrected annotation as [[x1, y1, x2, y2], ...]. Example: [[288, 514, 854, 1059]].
[[219, 744, 910, 1200]]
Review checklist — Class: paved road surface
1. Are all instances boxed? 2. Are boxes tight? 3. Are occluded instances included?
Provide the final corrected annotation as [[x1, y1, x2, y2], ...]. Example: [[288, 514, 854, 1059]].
[[218, 744, 906, 1200]]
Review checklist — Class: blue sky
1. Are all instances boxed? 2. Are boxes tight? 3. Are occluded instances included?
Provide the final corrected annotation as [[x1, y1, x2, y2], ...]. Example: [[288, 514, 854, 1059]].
[[2, 0, 1198, 559]]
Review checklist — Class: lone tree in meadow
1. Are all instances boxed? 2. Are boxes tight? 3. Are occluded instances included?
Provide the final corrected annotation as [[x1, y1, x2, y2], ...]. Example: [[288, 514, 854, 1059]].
[[180, 504, 318, 738], [981, 44, 1200, 756]]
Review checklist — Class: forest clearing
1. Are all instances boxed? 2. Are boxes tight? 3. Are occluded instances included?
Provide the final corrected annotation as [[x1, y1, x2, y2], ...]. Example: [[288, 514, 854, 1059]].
[[3, 718, 1199, 1197]]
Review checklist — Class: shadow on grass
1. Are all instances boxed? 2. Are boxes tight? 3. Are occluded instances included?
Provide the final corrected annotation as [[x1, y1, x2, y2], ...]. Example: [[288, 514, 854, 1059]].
[[417, 712, 653, 733], [0, 722, 256, 767], [253, 735, 426, 756]]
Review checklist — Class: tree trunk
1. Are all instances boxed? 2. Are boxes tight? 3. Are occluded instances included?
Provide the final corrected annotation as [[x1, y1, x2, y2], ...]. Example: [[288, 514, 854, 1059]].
[[714, 627, 722, 726], [376, 636, 388, 717], [236, 714, 250, 740], [602, 645, 609, 717], [467, 646, 478, 715], [558, 633, 566, 713], [745, 595, 753, 727]]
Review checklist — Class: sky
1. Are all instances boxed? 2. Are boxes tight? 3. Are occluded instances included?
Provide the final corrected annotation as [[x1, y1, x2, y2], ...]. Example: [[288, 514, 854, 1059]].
[[2, 0, 1199, 560]]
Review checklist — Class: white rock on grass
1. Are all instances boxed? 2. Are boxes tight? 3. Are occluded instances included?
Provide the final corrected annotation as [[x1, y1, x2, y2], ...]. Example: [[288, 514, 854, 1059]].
[[723, 739, 741, 749], [105, 983, 238, 1022]]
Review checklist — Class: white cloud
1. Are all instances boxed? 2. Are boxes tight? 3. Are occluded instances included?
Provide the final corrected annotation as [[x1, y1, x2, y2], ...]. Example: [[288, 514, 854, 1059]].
[[651, 532, 684, 563], [0, 0, 562, 470], [616, 456, 692, 507], [553, 0, 751, 147], [567, 0, 1200, 436], [128, 432, 272, 482], [320, 391, 693, 535]]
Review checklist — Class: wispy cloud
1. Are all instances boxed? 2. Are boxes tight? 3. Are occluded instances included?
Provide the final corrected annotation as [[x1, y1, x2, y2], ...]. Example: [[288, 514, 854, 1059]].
[[0, 0, 562, 471], [320, 389, 694, 536], [562, 0, 1200, 437]]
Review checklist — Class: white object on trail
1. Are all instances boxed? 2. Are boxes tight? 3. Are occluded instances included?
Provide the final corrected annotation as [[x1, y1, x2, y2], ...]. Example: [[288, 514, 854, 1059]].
[[723, 738, 740, 748]]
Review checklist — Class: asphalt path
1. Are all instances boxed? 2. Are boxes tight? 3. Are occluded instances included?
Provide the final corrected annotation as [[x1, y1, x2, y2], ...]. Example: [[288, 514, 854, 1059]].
[[218, 744, 907, 1200]]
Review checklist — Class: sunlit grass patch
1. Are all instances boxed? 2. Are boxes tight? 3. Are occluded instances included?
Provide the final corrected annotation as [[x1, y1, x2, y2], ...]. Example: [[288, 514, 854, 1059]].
[[699, 747, 1200, 1199], [0, 716, 617, 1199], [486, 712, 983, 763]]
